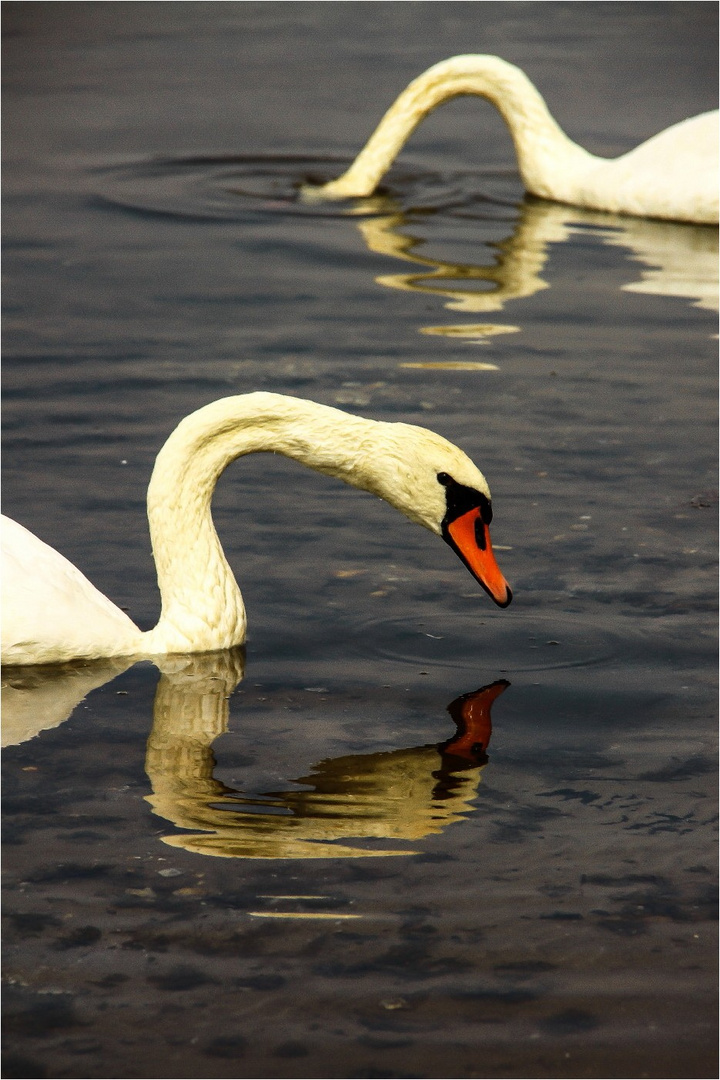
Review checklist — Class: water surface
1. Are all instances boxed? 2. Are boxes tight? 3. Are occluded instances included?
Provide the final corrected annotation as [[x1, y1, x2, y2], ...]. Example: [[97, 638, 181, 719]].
[[3, 4, 717, 1078]]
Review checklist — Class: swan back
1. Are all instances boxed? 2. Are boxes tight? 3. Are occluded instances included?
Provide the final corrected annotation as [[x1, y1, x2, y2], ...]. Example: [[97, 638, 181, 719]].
[[582, 111, 719, 223], [2, 516, 141, 666]]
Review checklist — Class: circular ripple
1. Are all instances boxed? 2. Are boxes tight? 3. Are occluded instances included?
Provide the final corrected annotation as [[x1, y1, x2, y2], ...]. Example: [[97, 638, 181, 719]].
[[348, 610, 662, 674], [95, 155, 523, 221]]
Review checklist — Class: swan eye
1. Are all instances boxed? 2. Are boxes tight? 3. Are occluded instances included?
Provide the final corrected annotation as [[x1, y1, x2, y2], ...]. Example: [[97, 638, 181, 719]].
[[437, 473, 492, 526]]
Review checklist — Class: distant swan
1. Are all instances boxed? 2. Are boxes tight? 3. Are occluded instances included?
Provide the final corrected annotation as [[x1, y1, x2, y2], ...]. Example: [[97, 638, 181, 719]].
[[2, 392, 511, 666], [316, 55, 719, 224]]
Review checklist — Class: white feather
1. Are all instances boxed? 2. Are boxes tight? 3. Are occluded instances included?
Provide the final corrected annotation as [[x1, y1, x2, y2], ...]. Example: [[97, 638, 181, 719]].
[[316, 55, 718, 224], [2, 392, 506, 666]]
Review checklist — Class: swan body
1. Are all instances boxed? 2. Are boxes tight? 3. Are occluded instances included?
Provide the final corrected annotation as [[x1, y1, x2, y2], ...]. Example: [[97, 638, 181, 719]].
[[2, 392, 511, 666], [317, 55, 718, 224]]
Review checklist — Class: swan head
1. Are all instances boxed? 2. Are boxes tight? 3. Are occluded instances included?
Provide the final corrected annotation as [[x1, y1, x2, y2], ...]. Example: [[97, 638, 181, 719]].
[[356, 421, 512, 608], [436, 469, 512, 609]]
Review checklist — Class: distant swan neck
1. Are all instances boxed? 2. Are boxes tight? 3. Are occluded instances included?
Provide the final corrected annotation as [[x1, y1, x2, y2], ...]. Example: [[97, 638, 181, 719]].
[[143, 393, 373, 655], [320, 55, 593, 200]]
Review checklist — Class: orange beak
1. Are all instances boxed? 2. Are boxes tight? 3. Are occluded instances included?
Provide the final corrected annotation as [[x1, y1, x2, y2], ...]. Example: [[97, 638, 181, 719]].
[[445, 506, 512, 607]]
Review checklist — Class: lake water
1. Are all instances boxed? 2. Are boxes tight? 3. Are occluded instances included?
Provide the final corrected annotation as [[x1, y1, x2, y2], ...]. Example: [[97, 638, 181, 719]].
[[2, 4, 717, 1078]]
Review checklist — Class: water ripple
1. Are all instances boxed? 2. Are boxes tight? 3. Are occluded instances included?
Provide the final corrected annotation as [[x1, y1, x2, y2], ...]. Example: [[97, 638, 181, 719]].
[[94, 155, 523, 222]]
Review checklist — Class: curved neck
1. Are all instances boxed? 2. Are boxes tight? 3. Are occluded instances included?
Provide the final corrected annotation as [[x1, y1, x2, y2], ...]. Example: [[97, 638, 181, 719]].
[[321, 54, 594, 200], [143, 393, 376, 654]]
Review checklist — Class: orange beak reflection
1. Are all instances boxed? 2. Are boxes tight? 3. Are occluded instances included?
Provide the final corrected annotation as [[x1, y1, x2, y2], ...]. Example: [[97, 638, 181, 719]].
[[446, 507, 512, 608]]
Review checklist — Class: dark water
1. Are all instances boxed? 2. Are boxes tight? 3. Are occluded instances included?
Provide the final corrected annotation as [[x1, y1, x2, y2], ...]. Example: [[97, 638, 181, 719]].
[[2, 4, 717, 1078]]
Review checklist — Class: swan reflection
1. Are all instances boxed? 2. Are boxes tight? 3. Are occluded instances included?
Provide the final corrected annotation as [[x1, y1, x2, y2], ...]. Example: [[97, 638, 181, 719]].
[[145, 653, 508, 859], [1, 657, 133, 747], [357, 197, 718, 342], [2, 651, 508, 859]]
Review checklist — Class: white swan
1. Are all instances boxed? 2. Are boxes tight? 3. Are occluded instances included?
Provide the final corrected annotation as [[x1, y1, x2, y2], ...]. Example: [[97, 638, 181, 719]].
[[316, 55, 719, 224], [2, 392, 511, 667]]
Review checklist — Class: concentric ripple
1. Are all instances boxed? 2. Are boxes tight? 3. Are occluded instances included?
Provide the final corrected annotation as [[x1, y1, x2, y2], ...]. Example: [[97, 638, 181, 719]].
[[94, 155, 523, 221], [347, 610, 675, 675]]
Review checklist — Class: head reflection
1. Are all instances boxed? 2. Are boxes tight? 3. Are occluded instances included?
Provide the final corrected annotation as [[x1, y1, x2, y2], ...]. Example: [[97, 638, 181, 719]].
[[145, 652, 509, 860]]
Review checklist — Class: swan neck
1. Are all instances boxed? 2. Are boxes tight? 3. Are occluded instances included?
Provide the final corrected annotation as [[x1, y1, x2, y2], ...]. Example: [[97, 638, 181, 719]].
[[321, 55, 593, 199], [143, 394, 373, 654]]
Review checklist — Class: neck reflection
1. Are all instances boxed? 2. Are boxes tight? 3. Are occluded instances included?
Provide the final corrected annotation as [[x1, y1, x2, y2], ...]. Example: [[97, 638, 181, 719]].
[[145, 653, 509, 860], [356, 197, 718, 348]]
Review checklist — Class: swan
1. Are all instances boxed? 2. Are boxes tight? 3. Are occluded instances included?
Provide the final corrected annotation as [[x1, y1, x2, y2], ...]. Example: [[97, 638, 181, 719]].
[[2, 392, 511, 667], [315, 55, 719, 224]]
